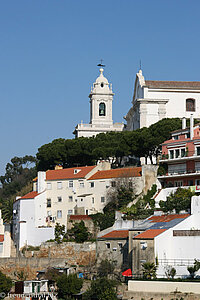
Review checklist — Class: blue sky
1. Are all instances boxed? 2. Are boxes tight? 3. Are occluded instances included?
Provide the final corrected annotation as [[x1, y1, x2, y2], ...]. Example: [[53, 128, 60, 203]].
[[0, 0, 200, 174]]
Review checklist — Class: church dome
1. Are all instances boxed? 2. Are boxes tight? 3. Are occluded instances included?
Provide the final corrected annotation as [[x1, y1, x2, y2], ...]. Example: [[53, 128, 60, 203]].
[[95, 68, 109, 85]]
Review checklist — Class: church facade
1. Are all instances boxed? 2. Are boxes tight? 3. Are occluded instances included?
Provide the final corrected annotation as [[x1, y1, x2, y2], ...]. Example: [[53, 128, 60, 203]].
[[74, 68, 124, 138], [125, 69, 200, 130]]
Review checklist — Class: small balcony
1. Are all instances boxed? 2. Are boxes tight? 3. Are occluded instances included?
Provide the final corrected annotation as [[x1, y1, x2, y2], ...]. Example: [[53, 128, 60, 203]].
[[160, 150, 200, 163], [158, 167, 200, 178]]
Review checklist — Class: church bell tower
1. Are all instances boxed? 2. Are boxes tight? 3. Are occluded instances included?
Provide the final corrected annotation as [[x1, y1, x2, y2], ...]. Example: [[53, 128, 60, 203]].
[[89, 68, 114, 126]]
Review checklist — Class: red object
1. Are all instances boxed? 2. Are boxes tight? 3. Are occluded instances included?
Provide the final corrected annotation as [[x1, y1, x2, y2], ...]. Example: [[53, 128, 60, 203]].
[[122, 269, 132, 277]]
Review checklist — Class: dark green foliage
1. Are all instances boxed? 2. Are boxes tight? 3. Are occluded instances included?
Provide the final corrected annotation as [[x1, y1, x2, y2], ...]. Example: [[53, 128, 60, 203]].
[[70, 221, 89, 243], [97, 259, 115, 278], [142, 262, 157, 279], [122, 185, 157, 220], [0, 156, 37, 222], [56, 273, 83, 300], [159, 188, 194, 213], [0, 271, 12, 294], [55, 223, 66, 244], [83, 277, 117, 300], [91, 212, 115, 231], [187, 260, 200, 279], [44, 268, 61, 282], [36, 118, 183, 171]]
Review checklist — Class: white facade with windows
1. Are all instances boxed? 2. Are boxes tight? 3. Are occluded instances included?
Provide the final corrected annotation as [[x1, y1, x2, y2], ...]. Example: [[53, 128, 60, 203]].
[[125, 69, 200, 130], [74, 68, 124, 137]]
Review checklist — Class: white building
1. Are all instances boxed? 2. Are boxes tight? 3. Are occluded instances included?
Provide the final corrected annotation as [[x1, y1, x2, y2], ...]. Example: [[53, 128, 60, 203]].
[[155, 195, 200, 277], [74, 68, 124, 137], [125, 69, 200, 131], [0, 210, 12, 257]]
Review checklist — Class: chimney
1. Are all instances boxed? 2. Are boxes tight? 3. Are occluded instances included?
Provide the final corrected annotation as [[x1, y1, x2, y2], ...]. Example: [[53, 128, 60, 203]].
[[55, 165, 63, 170], [38, 171, 46, 193], [182, 117, 186, 129], [190, 114, 194, 139]]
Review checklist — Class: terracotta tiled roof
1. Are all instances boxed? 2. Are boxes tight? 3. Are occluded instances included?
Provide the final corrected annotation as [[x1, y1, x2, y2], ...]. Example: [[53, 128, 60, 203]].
[[134, 229, 166, 239], [145, 80, 200, 89], [20, 191, 39, 199], [148, 214, 189, 223], [46, 166, 96, 181], [69, 215, 92, 220], [88, 167, 142, 180], [101, 230, 129, 239], [0, 235, 4, 242]]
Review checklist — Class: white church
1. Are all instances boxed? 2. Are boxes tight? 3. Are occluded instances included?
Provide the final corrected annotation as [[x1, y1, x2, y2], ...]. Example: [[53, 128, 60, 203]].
[[74, 68, 124, 137], [74, 67, 200, 138], [125, 69, 200, 130]]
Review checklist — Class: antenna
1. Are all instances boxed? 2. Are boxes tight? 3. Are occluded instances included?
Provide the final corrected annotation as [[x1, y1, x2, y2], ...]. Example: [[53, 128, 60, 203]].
[[97, 59, 105, 68], [139, 59, 142, 70]]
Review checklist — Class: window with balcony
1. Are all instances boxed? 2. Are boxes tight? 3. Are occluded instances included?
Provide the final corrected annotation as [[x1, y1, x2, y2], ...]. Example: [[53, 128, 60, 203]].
[[186, 98, 195, 112]]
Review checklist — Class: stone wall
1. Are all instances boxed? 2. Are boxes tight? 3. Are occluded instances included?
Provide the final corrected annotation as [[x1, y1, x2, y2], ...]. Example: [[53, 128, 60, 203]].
[[0, 241, 96, 280]]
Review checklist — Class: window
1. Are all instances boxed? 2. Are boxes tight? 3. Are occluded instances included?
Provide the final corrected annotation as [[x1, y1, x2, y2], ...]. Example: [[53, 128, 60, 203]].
[[68, 196, 73, 202], [79, 180, 84, 188], [113, 247, 117, 251], [101, 197, 105, 203], [186, 132, 190, 139], [90, 182, 94, 188], [47, 198, 51, 208], [186, 98, 195, 112], [81, 198, 83, 202], [196, 180, 200, 186], [175, 181, 183, 187], [86, 209, 88, 215], [57, 210, 62, 219], [111, 181, 116, 188], [106, 243, 110, 249], [58, 196, 62, 202], [99, 102, 106, 116], [181, 148, 186, 157], [169, 150, 174, 159], [68, 209, 73, 215], [92, 197, 95, 204], [188, 180, 194, 186], [57, 182, 62, 189], [197, 147, 200, 156], [47, 183, 52, 190], [173, 135, 179, 140], [118, 243, 123, 248], [69, 180, 73, 188], [175, 149, 180, 158]]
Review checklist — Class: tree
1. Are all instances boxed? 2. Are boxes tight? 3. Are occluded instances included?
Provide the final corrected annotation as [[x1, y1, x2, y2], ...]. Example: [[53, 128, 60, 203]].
[[91, 212, 115, 231], [97, 259, 115, 278], [187, 259, 200, 279], [165, 265, 176, 279], [56, 273, 83, 300], [83, 277, 117, 300], [159, 188, 194, 213], [69, 220, 90, 243], [0, 271, 12, 294], [142, 262, 157, 279], [0, 155, 37, 222], [55, 223, 66, 244]]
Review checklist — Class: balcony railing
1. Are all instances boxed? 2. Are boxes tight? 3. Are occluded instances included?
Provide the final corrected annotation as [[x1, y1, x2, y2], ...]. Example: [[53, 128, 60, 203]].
[[158, 167, 200, 177], [158, 258, 195, 266], [161, 150, 200, 160]]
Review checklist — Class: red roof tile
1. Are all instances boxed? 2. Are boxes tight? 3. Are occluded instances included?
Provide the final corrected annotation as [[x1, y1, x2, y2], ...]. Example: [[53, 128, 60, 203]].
[[145, 80, 200, 89], [0, 235, 4, 242], [101, 230, 129, 239], [88, 167, 142, 180], [20, 191, 39, 199], [148, 214, 189, 223], [46, 166, 96, 181], [69, 215, 92, 220], [134, 229, 166, 239]]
